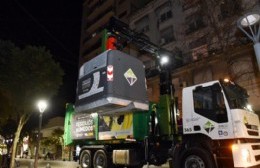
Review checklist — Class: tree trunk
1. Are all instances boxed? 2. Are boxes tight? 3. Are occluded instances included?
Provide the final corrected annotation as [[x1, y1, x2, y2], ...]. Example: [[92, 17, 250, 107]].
[[10, 114, 28, 168]]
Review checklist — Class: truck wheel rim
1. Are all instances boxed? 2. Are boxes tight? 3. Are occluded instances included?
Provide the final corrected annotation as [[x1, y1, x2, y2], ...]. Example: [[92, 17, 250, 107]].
[[185, 155, 205, 168], [82, 155, 91, 168], [95, 154, 105, 167]]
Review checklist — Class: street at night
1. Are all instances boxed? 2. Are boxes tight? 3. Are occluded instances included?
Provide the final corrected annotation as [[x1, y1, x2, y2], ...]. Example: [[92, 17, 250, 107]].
[[1, 0, 260, 168]]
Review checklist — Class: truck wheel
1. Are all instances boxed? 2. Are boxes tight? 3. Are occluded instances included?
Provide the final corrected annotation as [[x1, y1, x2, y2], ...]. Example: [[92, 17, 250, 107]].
[[93, 150, 108, 168], [80, 150, 92, 168], [180, 147, 215, 168]]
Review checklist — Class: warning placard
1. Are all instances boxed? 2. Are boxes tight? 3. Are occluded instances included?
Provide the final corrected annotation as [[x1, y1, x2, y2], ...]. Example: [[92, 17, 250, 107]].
[[124, 69, 137, 86]]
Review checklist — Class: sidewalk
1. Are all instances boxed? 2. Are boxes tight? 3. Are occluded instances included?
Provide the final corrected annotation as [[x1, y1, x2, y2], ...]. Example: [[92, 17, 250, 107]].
[[15, 158, 169, 168], [16, 159, 80, 168]]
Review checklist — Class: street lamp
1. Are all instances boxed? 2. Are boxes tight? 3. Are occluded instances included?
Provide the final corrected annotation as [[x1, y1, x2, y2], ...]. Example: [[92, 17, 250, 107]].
[[34, 100, 47, 168], [237, 12, 260, 71], [160, 55, 170, 66]]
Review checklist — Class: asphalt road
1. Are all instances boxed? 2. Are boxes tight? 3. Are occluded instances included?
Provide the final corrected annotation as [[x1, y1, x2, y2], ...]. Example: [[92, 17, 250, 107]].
[[15, 158, 170, 168]]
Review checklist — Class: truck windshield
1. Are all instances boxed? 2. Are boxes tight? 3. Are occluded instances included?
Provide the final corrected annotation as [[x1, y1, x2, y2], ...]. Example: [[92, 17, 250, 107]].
[[221, 82, 249, 110]]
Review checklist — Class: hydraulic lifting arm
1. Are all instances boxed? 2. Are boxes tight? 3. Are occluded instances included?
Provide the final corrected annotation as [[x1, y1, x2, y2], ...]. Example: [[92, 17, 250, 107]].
[[104, 17, 179, 138], [106, 17, 160, 55]]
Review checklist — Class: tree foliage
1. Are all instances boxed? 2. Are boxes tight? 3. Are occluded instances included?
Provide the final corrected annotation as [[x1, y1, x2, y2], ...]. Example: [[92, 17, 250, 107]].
[[0, 117, 17, 154], [0, 40, 64, 168], [42, 128, 64, 147], [41, 128, 64, 160], [0, 42, 64, 112]]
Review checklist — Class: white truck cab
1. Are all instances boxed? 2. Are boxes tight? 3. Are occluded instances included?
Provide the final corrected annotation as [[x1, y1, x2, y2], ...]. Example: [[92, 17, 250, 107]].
[[182, 80, 260, 167]]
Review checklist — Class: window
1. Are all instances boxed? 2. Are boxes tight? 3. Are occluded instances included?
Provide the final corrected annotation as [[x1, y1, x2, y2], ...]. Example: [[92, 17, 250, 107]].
[[193, 83, 228, 123], [185, 13, 207, 34], [219, 0, 241, 20], [155, 2, 172, 23], [222, 82, 249, 110], [135, 15, 150, 33], [160, 10, 172, 23], [160, 26, 175, 44]]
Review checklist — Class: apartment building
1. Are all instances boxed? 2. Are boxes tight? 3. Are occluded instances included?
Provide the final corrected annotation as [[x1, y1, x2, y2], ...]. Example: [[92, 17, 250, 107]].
[[79, 0, 260, 112], [79, 0, 152, 65], [129, 0, 260, 112]]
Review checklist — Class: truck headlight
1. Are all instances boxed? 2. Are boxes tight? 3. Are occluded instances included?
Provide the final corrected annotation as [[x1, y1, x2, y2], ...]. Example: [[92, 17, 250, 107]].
[[241, 149, 251, 163]]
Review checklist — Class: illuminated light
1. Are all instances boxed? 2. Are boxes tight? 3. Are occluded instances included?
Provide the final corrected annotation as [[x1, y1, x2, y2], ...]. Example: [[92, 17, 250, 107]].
[[240, 14, 260, 27], [92, 32, 97, 37], [90, 113, 98, 118], [160, 56, 169, 65], [106, 36, 117, 50], [241, 149, 251, 162], [231, 144, 238, 151], [155, 117, 158, 124], [224, 78, 230, 83], [37, 100, 47, 113], [247, 104, 253, 112], [237, 13, 260, 72]]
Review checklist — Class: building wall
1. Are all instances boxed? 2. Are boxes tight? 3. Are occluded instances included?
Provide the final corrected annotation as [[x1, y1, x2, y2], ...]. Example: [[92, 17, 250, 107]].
[[79, 0, 260, 112], [79, 0, 152, 65], [129, 0, 260, 112], [80, 0, 115, 64]]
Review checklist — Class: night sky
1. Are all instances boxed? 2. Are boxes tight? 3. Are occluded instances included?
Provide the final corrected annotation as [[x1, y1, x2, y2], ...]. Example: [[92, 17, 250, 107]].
[[0, 0, 82, 120]]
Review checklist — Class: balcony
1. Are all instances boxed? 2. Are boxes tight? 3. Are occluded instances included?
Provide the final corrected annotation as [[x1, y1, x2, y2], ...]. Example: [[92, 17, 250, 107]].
[[86, 9, 114, 33], [191, 44, 208, 61], [87, 0, 113, 21], [81, 39, 102, 60], [82, 32, 102, 51]]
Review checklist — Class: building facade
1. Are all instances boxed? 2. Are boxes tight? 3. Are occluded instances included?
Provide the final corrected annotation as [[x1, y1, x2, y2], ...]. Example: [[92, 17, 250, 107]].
[[79, 0, 152, 65], [129, 0, 260, 113], [79, 0, 260, 112]]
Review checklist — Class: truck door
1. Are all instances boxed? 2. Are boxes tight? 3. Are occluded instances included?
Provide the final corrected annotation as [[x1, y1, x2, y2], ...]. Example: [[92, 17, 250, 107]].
[[193, 83, 228, 123], [184, 82, 234, 139]]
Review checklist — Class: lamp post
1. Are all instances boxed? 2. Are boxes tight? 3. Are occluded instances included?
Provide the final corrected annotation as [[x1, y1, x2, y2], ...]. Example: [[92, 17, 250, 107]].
[[34, 100, 47, 168], [237, 12, 260, 71]]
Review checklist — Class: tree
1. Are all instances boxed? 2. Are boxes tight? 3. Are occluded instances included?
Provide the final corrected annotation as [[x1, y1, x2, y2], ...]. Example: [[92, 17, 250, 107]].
[[0, 40, 64, 168], [0, 116, 17, 155], [0, 92, 16, 151], [41, 128, 64, 159]]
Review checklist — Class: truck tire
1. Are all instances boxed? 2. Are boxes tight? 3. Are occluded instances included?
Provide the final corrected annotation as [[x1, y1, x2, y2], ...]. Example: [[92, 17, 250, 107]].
[[180, 147, 215, 168], [80, 150, 92, 168], [93, 150, 108, 168]]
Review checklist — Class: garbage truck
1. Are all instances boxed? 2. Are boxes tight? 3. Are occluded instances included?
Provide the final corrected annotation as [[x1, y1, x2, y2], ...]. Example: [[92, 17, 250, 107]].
[[64, 17, 260, 168]]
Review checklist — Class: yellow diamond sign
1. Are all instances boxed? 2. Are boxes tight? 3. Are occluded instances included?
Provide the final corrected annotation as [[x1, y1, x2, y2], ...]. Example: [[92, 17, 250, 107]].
[[124, 69, 137, 86]]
